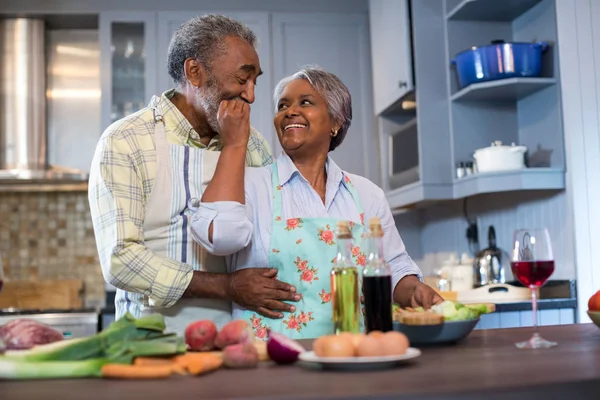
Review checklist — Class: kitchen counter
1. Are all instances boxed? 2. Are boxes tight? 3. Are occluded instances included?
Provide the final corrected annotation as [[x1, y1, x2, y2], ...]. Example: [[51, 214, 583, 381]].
[[2, 324, 600, 399]]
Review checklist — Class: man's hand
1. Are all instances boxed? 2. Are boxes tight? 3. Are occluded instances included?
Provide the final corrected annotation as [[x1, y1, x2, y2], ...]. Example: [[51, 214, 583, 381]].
[[228, 268, 302, 319], [217, 99, 250, 149], [394, 275, 444, 310]]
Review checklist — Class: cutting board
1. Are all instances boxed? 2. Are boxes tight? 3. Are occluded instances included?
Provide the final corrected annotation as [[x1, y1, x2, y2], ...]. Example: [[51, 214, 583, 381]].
[[436, 283, 534, 304], [0, 279, 84, 310]]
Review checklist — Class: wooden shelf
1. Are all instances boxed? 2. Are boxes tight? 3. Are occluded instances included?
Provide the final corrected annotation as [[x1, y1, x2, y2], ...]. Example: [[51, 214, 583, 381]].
[[451, 78, 556, 102], [452, 168, 565, 199], [447, 0, 544, 21]]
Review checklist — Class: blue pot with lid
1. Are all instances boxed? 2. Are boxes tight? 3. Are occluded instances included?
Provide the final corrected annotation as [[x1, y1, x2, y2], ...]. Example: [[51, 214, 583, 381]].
[[450, 40, 550, 89]]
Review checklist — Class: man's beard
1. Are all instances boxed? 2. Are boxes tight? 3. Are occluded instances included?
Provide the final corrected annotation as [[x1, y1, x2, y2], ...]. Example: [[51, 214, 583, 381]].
[[195, 74, 222, 133]]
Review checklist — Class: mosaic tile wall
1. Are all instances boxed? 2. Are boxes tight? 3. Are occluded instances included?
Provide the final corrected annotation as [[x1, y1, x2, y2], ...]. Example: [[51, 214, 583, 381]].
[[0, 191, 105, 308]]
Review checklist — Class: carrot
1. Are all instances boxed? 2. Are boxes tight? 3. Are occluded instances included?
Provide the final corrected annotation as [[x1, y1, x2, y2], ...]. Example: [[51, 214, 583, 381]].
[[134, 357, 186, 375], [173, 352, 223, 376], [101, 364, 173, 379]]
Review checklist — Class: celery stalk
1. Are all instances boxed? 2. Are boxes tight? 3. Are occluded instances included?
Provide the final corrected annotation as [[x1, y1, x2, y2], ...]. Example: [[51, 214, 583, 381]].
[[0, 358, 109, 380]]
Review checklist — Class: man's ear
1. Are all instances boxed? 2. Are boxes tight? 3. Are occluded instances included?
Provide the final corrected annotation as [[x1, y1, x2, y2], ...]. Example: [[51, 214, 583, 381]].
[[184, 58, 206, 87]]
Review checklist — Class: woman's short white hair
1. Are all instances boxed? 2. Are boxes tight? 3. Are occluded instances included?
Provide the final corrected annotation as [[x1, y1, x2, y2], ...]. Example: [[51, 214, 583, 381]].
[[273, 65, 352, 152]]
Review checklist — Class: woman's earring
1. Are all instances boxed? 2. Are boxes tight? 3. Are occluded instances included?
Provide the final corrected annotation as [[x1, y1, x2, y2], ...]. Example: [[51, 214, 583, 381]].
[[331, 129, 338, 137]]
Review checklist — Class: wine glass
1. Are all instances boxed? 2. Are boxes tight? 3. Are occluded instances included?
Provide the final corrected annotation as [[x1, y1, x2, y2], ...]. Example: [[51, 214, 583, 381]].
[[511, 229, 556, 349]]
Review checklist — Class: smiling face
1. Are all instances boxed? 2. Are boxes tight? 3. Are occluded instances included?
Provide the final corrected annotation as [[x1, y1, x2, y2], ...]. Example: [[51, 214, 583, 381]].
[[274, 78, 338, 157], [188, 36, 262, 132]]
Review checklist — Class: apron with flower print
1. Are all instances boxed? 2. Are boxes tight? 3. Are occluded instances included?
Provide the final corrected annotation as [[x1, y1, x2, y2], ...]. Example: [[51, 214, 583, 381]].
[[243, 164, 366, 340]]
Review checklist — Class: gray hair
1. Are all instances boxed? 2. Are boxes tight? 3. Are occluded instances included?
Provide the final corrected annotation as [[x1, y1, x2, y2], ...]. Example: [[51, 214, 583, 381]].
[[167, 14, 257, 86], [273, 65, 352, 152]]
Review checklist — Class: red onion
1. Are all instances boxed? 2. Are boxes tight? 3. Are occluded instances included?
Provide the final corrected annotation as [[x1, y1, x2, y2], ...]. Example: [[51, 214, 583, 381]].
[[266, 331, 305, 364]]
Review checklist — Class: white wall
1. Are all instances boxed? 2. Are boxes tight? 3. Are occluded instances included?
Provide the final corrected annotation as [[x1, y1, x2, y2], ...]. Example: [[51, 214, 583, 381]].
[[555, 0, 600, 323]]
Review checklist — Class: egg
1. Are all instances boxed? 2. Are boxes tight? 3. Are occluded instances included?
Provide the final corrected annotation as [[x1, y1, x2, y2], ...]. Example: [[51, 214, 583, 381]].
[[356, 334, 385, 357], [322, 334, 355, 357], [380, 331, 410, 356], [313, 336, 328, 357]]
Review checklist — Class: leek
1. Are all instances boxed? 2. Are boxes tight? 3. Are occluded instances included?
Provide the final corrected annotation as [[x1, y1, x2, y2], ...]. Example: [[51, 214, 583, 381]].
[[0, 358, 109, 380]]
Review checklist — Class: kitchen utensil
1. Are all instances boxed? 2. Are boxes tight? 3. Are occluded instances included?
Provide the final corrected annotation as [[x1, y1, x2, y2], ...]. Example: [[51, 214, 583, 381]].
[[450, 40, 549, 88], [510, 228, 556, 349], [473, 141, 527, 173], [457, 283, 532, 303], [474, 226, 508, 286], [298, 348, 421, 371], [393, 319, 479, 346]]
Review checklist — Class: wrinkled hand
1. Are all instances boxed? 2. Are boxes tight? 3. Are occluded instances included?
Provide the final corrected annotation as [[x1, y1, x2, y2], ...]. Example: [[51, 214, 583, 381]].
[[395, 275, 444, 310], [227, 268, 302, 319], [409, 282, 444, 310], [217, 99, 251, 148]]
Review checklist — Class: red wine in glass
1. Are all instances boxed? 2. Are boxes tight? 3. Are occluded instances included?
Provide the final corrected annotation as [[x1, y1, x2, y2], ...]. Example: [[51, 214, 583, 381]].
[[511, 260, 555, 287], [511, 228, 557, 349]]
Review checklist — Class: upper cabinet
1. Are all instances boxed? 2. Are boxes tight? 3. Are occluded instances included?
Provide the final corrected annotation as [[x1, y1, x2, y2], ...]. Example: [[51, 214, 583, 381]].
[[99, 12, 158, 132], [272, 13, 379, 183], [156, 12, 275, 150], [373, 0, 567, 211], [368, 0, 414, 114]]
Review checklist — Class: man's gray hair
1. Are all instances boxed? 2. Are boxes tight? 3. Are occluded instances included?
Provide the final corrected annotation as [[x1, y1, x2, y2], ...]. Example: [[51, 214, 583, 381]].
[[167, 14, 257, 86], [273, 65, 352, 152]]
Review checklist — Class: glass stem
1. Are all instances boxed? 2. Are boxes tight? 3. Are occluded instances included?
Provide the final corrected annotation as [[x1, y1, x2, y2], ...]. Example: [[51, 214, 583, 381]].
[[530, 286, 539, 335]]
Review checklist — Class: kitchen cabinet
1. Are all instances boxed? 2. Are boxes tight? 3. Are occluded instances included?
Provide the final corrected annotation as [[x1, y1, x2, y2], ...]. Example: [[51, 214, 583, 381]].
[[272, 13, 379, 183], [156, 11, 276, 150], [99, 12, 158, 132], [368, 0, 414, 115], [378, 0, 566, 211]]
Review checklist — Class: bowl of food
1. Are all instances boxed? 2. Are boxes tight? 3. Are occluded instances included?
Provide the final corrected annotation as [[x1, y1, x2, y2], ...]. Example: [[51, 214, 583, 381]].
[[393, 301, 495, 345], [588, 290, 600, 329]]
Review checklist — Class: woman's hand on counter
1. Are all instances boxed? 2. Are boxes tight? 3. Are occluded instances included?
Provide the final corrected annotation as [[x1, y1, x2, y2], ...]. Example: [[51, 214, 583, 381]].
[[227, 268, 302, 319], [394, 275, 444, 310]]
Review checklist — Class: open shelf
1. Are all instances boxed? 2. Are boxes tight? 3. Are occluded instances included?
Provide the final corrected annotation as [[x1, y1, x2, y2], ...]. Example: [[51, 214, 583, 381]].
[[386, 168, 565, 211], [386, 181, 453, 211], [452, 168, 565, 199], [451, 78, 556, 102], [447, 0, 544, 21]]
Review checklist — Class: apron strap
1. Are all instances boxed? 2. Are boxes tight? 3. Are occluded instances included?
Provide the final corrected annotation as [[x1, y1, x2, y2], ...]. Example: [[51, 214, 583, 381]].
[[270, 163, 283, 221], [270, 160, 365, 224], [151, 101, 169, 159]]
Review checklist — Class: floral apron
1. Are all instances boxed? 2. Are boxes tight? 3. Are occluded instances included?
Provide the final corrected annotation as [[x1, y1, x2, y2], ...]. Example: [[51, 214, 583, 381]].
[[245, 164, 366, 340]]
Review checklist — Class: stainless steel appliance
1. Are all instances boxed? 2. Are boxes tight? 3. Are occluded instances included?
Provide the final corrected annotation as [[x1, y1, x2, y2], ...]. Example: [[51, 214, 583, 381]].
[[0, 18, 92, 184], [473, 226, 509, 287], [0, 309, 98, 339]]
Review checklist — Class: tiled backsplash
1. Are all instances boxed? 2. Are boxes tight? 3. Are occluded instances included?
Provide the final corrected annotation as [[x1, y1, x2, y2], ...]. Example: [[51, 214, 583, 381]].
[[0, 190, 105, 308]]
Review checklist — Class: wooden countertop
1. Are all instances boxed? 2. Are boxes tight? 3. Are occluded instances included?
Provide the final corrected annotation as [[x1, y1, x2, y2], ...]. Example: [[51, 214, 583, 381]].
[[2, 324, 600, 399]]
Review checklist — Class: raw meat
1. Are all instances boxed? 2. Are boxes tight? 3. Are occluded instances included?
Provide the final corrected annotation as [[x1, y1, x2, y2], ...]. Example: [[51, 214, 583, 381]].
[[0, 319, 64, 350]]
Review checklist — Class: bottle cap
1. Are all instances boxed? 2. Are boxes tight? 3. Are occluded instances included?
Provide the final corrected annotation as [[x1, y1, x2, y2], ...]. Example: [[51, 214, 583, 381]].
[[368, 217, 383, 238], [336, 220, 352, 239]]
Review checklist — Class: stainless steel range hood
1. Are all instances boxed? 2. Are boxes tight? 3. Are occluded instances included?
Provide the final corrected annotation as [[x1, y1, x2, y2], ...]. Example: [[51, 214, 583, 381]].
[[0, 18, 89, 186]]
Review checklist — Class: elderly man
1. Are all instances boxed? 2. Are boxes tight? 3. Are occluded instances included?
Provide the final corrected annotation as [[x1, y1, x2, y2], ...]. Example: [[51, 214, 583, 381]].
[[88, 15, 299, 333]]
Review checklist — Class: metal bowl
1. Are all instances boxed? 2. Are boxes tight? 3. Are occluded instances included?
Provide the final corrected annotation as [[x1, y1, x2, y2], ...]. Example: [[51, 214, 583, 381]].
[[393, 318, 479, 345]]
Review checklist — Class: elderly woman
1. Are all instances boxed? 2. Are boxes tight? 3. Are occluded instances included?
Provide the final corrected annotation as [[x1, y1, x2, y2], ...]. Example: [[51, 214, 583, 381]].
[[191, 65, 442, 339]]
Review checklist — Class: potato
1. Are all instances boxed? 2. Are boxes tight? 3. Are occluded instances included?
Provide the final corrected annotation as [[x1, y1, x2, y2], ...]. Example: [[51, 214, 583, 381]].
[[222, 343, 260, 368], [184, 320, 218, 351], [215, 320, 253, 349]]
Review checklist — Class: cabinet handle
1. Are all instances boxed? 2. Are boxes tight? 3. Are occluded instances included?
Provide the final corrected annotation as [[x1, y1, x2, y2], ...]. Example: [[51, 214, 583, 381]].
[[398, 81, 407, 88]]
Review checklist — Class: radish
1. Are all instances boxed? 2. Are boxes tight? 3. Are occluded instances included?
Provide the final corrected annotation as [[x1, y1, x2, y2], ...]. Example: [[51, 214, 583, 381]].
[[266, 331, 306, 364]]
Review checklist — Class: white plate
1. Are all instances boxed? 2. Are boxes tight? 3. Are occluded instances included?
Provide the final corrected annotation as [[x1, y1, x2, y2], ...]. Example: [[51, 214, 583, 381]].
[[297, 347, 421, 371]]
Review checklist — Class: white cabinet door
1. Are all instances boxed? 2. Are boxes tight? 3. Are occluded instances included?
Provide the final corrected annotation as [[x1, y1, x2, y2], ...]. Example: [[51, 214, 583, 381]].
[[272, 13, 379, 184], [368, 0, 413, 114], [156, 12, 275, 150]]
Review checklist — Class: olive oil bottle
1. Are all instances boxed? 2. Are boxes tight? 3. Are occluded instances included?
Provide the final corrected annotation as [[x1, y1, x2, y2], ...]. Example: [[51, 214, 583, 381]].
[[330, 220, 361, 334]]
